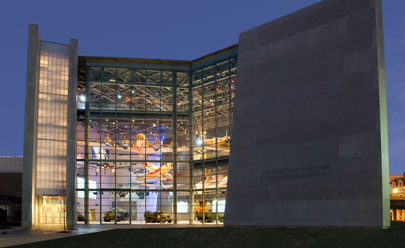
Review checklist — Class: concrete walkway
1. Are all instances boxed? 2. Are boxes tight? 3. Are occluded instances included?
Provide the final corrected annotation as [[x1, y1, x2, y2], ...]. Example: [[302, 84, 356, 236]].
[[0, 224, 222, 247]]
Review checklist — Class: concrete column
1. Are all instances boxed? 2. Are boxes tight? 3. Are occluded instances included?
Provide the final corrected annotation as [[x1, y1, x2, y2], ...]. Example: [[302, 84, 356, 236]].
[[66, 38, 78, 229], [374, 0, 390, 228], [22, 24, 40, 228]]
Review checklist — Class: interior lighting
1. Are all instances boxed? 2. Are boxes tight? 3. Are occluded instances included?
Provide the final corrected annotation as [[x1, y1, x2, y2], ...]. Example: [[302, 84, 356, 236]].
[[393, 188, 399, 194], [79, 95, 86, 102], [117, 94, 122, 99], [196, 137, 203, 146]]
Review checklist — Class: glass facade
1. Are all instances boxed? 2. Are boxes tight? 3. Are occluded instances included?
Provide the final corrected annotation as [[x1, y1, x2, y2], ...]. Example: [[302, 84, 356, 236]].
[[76, 49, 237, 224], [36, 42, 69, 195]]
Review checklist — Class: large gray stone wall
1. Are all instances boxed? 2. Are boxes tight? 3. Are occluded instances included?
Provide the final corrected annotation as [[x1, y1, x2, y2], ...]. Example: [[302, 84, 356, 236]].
[[225, 0, 389, 227]]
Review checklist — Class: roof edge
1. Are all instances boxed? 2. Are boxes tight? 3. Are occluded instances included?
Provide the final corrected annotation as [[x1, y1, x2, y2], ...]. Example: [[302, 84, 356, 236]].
[[78, 44, 238, 66]]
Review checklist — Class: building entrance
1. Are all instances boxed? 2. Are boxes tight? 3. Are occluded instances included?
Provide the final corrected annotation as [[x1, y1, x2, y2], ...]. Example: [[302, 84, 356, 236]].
[[38, 196, 65, 224]]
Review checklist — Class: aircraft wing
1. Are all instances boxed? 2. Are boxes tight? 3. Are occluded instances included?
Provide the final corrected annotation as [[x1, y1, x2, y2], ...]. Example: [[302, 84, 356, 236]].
[[142, 162, 158, 172], [132, 180, 157, 188], [161, 172, 173, 181]]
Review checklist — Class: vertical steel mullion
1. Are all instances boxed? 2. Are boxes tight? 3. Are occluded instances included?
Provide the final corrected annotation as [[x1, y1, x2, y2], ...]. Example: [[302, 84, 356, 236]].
[[98, 111, 102, 225], [201, 69, 205, 224], [144, 90, 147, 224], [188, 70, 193, 224], [99, 118, 102, 225], [214, 63, 219, 224], [229, 58, 233, 138], [141, 73, 147, 224], [114, 75, 118, 225], [159, 84, 162, 223], [129, 82, 133, 224], [173, 72, 178, 224], [84, 67, 90, 225], [227, 57, 233, 225], [99, 69, 104, 224]]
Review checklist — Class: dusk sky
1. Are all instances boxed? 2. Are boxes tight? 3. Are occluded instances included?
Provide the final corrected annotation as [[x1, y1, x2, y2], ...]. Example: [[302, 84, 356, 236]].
[[0, 0, 404, 174]]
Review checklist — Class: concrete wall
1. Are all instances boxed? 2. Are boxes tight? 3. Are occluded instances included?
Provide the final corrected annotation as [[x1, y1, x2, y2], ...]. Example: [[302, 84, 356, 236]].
[[66, 38, 78, 229], [22, 24, 40, 228], [225, 0, 389, 227]]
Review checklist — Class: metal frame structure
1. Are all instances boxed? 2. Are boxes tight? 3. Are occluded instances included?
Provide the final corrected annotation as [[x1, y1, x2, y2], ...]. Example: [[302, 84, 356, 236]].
[[75, 45, 237, 225]]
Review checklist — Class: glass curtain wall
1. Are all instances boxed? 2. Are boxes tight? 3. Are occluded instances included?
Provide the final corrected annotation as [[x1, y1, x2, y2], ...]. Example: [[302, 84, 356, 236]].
[[77, 66, 189, 224], [191, 56, 236, 224], [76, 54, 236, 225]]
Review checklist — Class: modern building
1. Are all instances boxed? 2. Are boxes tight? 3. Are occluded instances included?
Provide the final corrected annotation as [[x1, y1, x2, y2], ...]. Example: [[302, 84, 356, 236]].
[[22, 0, 390, 228], [22, 24, 236, 227], [0, 156, 23, 225]]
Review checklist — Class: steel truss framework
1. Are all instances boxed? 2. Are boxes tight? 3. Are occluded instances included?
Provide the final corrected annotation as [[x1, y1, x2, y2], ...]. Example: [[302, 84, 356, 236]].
[[76, 49, 237, 225]]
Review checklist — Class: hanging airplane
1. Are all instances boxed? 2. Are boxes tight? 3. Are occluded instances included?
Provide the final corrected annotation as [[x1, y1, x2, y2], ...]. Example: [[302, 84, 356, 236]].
[[121, 133, 130, 149], [135, 162, 174, 182], [104, 132, 113, 146]]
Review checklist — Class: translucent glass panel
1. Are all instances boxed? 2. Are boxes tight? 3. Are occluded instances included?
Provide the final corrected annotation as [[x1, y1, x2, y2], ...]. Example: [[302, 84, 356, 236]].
[[36, 42, 69, 194], [37, 139, 67, 190], [38, 42, 69, 95], [37, 94, 68, 140]]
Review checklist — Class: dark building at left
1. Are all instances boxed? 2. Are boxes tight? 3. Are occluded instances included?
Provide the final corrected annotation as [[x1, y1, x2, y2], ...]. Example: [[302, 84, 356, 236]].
[[0, 156, 22, 225]]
